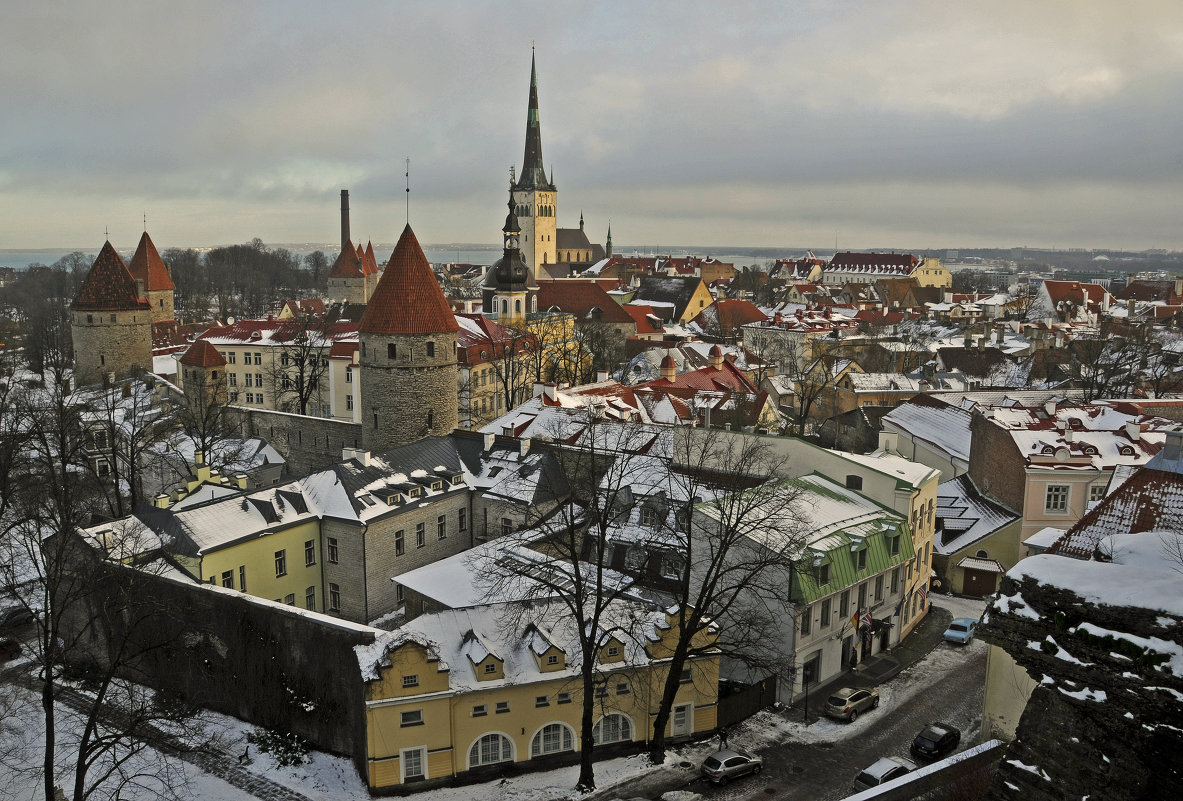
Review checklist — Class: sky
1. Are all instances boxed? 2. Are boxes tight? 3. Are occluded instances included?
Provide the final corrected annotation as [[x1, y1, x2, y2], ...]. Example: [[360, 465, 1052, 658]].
[[2, 1, 1182, 253]]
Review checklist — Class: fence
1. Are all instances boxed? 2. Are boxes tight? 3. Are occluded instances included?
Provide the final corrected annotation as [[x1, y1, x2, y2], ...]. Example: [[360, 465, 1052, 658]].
[[717, 675, 779, 728]]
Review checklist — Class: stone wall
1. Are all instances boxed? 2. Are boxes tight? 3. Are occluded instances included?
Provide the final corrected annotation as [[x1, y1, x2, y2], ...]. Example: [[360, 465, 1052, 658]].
[[230, 405, 363, 475], [968, 411, 1026, 513], [359, 331, 458, 452], [979, 573, 1183, 800], [70, 310, 153, 386], [62, 554, 375, 774], [146, 289, 174, 324]]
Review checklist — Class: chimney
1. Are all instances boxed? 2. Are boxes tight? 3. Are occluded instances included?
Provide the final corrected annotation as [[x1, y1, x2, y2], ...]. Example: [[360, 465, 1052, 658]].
[[154, 493, 171, 509], [135, 278, 146, 301], [340, 189, 350, 250], [1127, 298, 1135, 316], [234, 473, 249, 489], [878, 431, 900, 452], [121, 382, 132, 399], [1163, 430, 1183, 461], [1045, 399, 1057, 416], [520, 438, 531, 457], [595, 369, 609, 383], [342, 446, 371, 466], [977, 335, 984, 353], [1055, 331, 1064, 349], [483, 432, 496, 451], [1125, 421, 1141, 442]]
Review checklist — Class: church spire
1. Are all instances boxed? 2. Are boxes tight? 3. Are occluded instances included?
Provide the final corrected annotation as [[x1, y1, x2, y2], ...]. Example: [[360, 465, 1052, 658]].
[[606, 221, 613, 257], [516, 49, 553, 191]]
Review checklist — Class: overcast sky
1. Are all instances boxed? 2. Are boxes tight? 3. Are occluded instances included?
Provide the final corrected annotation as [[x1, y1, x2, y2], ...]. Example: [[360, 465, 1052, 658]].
[[2, 1, 1181, 253]]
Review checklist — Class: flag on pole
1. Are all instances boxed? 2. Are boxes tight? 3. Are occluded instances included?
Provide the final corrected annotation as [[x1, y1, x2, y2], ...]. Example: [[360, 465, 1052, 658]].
[[851, 611, 860, 630], [861, 612, 873, 630], [919, 584, 928, 602]]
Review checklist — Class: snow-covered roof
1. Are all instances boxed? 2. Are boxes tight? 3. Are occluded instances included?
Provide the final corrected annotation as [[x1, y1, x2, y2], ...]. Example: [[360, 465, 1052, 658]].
[[935, 475, 1020, 556], [882, 398, 973, 467]]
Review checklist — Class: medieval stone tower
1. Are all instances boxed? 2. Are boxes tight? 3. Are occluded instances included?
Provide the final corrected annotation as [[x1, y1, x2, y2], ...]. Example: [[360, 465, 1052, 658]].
[[127, 231, 175, 324], [70, 241, 153, 386], [327, 190, 380, 305], [511, 51, 557, 276], [178, 339, 228, 406], [358, 224, 459, 452]]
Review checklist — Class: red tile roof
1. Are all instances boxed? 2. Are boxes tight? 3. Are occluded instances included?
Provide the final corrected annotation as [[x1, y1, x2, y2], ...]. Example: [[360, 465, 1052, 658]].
[[180, 339, 227, 367], [329, 242, 365, 279], [622, 304, 663, 334], [128, 231, 175, 291], [71, 241, 152, 312], [537, 281, 635, 323], [690, 298, 766, 333], [363, 241, 379, 275], [359, 225, 459, 335]]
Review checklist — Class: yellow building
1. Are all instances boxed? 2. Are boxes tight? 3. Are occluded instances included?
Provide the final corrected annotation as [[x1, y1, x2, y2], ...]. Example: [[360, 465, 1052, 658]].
[[360, 602, 719, 790], [914, 256, 952, 289]]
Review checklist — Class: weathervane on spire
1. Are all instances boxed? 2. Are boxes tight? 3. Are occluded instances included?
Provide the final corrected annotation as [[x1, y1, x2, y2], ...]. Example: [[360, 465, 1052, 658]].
[[104, 226, 109, 241], [405, 157, 411, 224], [143, 213, 147, 232]]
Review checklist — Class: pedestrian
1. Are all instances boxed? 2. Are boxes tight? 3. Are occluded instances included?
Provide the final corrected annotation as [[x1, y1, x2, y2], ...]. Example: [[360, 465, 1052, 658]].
[[719, 726, 729, 750]]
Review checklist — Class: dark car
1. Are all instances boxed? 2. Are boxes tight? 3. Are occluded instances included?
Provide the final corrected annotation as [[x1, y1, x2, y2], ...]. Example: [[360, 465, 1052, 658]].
[[700, 749, 763, 785], [0, 637, 20, 661], [0, 606, 34, 630], [824, 686, 880, 722], [910, 723, 961, 761]]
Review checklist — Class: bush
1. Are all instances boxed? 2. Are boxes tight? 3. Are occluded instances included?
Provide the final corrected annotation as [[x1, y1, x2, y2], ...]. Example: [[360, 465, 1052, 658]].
[[246, 728, 310, 767]]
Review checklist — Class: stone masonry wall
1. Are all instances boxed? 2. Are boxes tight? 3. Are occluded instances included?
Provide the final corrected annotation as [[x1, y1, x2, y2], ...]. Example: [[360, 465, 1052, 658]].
[[979, 573, 1183, 800], [146, 289, 174, 324], [968, 411, 1026, 514], [71, 310, 153, 387], [359, 331, 458, 452], [230, 406, 363, 475]]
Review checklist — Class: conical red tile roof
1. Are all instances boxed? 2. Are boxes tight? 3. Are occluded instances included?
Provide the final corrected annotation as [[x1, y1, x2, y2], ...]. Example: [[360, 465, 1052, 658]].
[[71, 241, 151, 312], [329, 242, 364, 279], [359, 225, 458, 335], [180, 339, 226, 367], [128, 231, 175, 291], [363, 241, 378, 275]]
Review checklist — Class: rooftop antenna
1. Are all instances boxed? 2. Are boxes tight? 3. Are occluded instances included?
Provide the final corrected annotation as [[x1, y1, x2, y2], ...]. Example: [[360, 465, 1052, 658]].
[[405, 157, 411, 225]]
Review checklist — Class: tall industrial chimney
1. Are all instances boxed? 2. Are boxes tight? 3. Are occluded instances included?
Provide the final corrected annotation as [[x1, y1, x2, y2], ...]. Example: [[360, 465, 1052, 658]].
[[340, 189, 350, 251]]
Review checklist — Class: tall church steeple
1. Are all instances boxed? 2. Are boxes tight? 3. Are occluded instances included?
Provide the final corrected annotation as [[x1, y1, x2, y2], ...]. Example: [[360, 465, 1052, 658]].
[[510, 49, 557, 276]]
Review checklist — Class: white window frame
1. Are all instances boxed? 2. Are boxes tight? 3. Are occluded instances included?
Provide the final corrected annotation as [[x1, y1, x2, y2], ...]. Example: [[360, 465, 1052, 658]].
[[400, 746, 426, 782]]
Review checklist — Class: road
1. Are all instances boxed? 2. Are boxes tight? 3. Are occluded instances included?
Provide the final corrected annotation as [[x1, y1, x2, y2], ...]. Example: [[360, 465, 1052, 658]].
[[604, 595, 988, 801]]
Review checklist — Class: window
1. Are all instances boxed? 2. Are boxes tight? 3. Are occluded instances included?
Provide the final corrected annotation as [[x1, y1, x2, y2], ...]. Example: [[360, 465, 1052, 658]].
[[459, 509, 467, 532], [857, 548, 867, 571], [593, 714, 633, 745], [402, 675, 419, 688], [535, 695, 549, 707], [221, 570, 234, 589], [557, 692, 571, 704], [531, 723, 574, 757], [680, 666, 693, 684], [305, 586, 315, 610], [328, 537, 339, 564], [858, 582, 867, 610], [346, 394, 353, 410], [484, 662, 497, 674], [595, 684, 609, 698], [281, 352, 289, 367], [283, 593, 295, 605], [228, 352, 236, 364], [245, 392, 255, 404], [229, 373, 237, 386], [815, 563, 830, 586], [469, 733, 512, 767], [819, 597, 831, 629], [889, 534, 901, 556], [640, 507, 658, 527], [437, 514, 446, 540], [274, 550, 287, 577], [495, 701, 510, 714], [616, 681, 630, 695], [840, 590, 849, 618], [924, 542, 930, 564], [402, 747, 425, 782], [396, 584, 404, 604], [472, 704, 487, 717], [239, 566, 246, 592], [607, 645, 620, 657], [426, 341, 435, 357], [253, 352, 261, 365], [305, 539, 316, 566], [875, 575, 884, 601], [845, 474, 863, 491], [1089, 483, 1106, 502], [256, 393, 264, 404], [400, 710, 423, 727], [416, 522, 425, 548], [891, 567, 900, 594], [395, 530, 405, 556], [547, 654, 559, 665], [245, 373, 253, 388], [329, 583, 340, 612], [500, 518, 512, 537], [1045, 485, 1069, 512], [800, 605, 812, 635]]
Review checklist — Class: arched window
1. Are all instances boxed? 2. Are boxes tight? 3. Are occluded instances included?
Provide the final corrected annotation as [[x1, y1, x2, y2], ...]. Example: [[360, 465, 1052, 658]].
[[543, 253, 548, 264], [515, 299, 522, 314], [427, 409, 434, 429], [531, 296, 538, 313], [531, 723, 574, 757], [976, 549, 988, 558], [501, 299, 508, 314], [468, 733, 513, 767], [592, 713, 633, 745]]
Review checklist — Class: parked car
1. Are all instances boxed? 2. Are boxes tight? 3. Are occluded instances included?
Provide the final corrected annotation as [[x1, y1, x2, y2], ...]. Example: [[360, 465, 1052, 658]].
[[944, 618, 978, 644], [853, 756, 917, 791], [0, 637, 20, 661], [0, 606, 33, 630], [824, 687, 880, 722], [700, 749, 763, 785], [910, 723, 962, 761]]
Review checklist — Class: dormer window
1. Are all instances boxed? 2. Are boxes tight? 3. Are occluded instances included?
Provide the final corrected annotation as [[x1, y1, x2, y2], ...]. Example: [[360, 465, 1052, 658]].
[[640, 507, 658, 527], [431, 480, 443, 491], [483, 662, 497, 674], [547, 654, 559, 665]]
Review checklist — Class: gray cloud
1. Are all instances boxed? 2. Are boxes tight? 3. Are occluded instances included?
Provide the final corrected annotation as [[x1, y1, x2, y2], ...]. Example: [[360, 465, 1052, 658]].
[[1, 0, 1180, 250]]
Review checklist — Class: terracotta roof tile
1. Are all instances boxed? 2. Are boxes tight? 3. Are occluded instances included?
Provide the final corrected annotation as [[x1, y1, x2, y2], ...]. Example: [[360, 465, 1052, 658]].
[[328, 242, 364, 279], [180, 339, 227, 367], [537, 281, 634, 323], [363, 241, 379, 275], [71, 241, 151, 312], [359, 225, 458, 335], [127, 231, 175, 291]]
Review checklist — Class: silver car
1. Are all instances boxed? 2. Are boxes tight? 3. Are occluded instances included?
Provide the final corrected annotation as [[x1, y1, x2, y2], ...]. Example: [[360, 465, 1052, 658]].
[[700, 749, 763, 785], [854, 756, 917, 791], [824, 686, 880, 722]]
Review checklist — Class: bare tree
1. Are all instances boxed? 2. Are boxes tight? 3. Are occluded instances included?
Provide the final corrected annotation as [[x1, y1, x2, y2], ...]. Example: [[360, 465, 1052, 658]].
[[778, 339, 841, 437], [472, 412, 655, 791], [645, 427, 805, 762], [488, 325, 536, 413], [270, 320, 332, 416]]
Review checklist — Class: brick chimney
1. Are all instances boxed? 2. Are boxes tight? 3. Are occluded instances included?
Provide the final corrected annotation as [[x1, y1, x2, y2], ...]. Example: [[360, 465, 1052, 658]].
[[340, 189, 350, 251]]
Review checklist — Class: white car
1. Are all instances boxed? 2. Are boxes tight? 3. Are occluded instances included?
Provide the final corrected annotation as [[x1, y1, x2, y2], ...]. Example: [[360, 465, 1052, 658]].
[[853, 756, 917, 791]]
